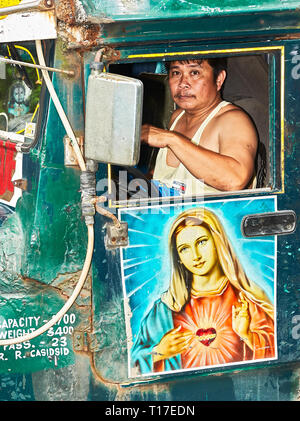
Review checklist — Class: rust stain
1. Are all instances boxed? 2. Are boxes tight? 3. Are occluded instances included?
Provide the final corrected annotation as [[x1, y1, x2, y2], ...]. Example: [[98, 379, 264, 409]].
[[54, 0, 121, 53], [55, 0, 101, 50], [101, 46, 121, 63], [56, 0, 77, 25], [275, 32, 300, 40], [58, 21, 101, 50], [50, 271, 92, 305], [21, 271, 92, 307], [274, 7, 300, 41]]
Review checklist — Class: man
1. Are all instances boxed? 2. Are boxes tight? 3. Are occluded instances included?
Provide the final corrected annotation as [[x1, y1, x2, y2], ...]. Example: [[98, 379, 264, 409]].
[[141, 58, 258, 195]]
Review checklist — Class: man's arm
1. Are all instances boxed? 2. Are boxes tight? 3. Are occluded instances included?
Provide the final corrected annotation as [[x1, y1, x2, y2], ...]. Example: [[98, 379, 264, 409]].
[[141, 109, 258, 191]]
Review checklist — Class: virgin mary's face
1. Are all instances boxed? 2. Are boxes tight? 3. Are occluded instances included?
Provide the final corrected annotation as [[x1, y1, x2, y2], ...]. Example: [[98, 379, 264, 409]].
[[175, 225, 218, 276]]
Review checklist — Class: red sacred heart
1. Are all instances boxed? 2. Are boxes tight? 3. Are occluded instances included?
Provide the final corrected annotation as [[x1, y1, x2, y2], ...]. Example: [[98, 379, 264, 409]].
[[196, 328, 217, 346]]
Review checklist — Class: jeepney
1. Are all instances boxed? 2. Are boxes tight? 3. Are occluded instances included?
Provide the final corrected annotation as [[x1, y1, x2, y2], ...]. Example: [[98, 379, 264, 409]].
[[0, 0, 299, 402]]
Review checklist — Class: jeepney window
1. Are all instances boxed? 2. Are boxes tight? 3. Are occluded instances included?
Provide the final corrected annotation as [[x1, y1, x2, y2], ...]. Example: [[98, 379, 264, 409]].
[[0, 42, 42, 140], [106, 50, 282, 205]]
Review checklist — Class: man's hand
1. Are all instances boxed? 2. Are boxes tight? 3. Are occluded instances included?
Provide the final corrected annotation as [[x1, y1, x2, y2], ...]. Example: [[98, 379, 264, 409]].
[[141, 124, 174, 149]]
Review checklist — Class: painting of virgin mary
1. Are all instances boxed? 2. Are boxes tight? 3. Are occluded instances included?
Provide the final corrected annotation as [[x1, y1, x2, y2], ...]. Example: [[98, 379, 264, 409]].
[[131, 207, 275, 375]]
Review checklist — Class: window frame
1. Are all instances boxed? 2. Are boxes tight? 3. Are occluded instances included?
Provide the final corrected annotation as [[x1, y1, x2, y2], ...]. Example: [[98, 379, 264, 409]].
[[104, 45, 285, 209]]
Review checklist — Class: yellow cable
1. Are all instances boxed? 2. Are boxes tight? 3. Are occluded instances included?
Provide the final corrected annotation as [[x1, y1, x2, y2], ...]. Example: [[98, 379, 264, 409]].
[[14, 44, 41, 84], [16, 103, 39, 134]]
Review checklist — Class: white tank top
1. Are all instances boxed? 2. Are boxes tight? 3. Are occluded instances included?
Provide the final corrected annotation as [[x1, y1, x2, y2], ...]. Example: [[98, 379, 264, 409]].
[[152, 101, 231, 196]]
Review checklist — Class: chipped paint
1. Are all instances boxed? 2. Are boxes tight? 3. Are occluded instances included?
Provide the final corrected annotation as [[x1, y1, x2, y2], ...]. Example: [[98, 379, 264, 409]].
[[50, 272, 92, 307], [56, 0, 77, 25], [78, 0, 300, 22], [55, 0, 101, 49], [58, 21, 101, 49]]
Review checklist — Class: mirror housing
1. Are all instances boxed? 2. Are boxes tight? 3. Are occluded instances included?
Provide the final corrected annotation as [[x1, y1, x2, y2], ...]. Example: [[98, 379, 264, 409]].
[[84, 68, 143, 166]]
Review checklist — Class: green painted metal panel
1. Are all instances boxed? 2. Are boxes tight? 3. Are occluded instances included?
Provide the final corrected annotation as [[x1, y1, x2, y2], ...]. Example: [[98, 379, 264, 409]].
[[81, 0, 300, 21], [99, 13, 300, 47], [79, 0, 300, 48], [0, 41, 90, 378]]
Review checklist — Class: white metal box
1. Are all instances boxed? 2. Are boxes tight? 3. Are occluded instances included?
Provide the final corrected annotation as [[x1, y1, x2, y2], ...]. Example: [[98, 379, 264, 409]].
[[85, 71, 143, 166]]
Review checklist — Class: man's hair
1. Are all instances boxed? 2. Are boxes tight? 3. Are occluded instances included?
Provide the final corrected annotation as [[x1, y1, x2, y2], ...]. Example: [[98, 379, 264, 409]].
[[165, 58, 227, 82]]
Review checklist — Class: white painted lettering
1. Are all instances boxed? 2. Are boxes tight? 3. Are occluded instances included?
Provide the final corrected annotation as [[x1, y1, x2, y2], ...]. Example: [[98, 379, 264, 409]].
[[291, 55, 300, 79], [292, 315, 300, 339]]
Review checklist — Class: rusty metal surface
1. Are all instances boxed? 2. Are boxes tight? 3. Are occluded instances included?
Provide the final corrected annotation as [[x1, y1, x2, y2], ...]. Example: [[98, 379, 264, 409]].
[[55, 0, 101, 49], [63, 135, 84, 167]]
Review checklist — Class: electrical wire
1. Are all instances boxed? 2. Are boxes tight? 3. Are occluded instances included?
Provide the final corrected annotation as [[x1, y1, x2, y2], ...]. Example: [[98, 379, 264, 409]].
[[35, 40, 86, 172], [0, 224, 94, 346], [14, 44, 42, 84], [13, 44, 41, 134], [0, 40, 94, 346]]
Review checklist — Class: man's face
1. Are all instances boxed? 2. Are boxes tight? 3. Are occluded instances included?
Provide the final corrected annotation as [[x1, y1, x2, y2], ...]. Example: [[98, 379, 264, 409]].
[[168, 60, 223, 112]]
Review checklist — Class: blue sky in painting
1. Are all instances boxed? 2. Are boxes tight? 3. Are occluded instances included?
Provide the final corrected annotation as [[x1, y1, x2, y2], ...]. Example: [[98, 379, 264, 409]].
[[119, 196, 276, 341]]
